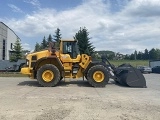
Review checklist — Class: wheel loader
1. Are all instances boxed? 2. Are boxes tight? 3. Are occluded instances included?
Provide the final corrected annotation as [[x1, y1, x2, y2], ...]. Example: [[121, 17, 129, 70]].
[[21, 39, 146, 88]]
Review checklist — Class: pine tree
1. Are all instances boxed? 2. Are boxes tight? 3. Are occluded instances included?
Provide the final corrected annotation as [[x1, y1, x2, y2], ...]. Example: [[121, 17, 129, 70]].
[[137, 51, 143, 60], [143, 49, 149, 60], [149, 48, 157, 60], [47, 34, 53, 45], [34, 42, 41, 52], [10, 39, 23, 62], [130, 53, 135, 60], [41, 36, 47, 49], [53, 28, 62, 48], [74, 27, 95, 55], [53, 28, 62, 42], [155, 49, 160, 59]]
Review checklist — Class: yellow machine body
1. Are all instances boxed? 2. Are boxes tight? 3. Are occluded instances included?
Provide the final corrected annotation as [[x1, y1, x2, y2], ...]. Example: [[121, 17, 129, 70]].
[[21, 40, 91, 79], [21, 40, 109, 87], [21, 39, 146, 88]]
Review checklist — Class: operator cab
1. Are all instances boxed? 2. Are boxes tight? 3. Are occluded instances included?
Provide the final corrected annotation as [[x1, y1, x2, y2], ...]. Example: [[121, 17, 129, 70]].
[[61, 40, 80, 59]]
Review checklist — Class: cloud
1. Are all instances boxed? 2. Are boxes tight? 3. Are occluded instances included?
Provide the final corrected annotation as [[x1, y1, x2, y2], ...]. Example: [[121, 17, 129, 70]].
[[23, 0, 40, 8], [8, 4, 24, 13], [121, 0, 160, 17], [4, 0, 160, 54], [22, 43, 31, 50]]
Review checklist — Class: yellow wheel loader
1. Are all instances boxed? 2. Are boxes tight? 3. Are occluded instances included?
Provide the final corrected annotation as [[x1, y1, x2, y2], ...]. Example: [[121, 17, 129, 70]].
[[21, 40, 146, 88]]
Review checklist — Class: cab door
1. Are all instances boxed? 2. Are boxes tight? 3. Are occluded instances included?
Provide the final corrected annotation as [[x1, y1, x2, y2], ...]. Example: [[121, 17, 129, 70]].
[[62, 41, 77, 59], [60, 41, 80, 74], [60, 41, 80, 62]]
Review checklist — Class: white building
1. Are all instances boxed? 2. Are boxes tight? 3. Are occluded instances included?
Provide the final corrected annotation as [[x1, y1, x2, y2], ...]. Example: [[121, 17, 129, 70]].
[[0, 22, 20, 60], [149, 60, 160, 68]]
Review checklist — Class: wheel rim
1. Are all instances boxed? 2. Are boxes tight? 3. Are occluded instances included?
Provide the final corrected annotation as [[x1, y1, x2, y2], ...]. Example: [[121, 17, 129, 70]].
[[93, 71, 104, 82], [42, 70, 54, 82]]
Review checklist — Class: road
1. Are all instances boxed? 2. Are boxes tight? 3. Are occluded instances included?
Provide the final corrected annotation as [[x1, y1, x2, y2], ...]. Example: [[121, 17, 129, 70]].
[[0, 74, 160, 120]]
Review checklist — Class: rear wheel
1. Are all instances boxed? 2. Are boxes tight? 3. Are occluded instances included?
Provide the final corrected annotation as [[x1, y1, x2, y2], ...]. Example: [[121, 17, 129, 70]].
[[87, 65, 109, 87], [37, 64, 60, 87]]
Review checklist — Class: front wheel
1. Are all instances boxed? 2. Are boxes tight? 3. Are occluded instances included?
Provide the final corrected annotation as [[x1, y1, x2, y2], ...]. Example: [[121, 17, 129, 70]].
[[87, 65, 109, 87], [37, 64, 60, 87]]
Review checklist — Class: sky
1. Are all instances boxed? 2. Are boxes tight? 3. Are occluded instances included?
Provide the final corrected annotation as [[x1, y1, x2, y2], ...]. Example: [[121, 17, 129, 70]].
[[0, 0, 160, 54]]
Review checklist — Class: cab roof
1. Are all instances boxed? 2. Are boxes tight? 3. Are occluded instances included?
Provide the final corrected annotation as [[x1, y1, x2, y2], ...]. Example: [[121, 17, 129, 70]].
[[60, 39, 77, 42]]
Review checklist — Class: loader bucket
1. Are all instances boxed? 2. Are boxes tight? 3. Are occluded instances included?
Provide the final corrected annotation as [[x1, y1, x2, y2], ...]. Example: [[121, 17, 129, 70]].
[[114, 64, 147, 88]]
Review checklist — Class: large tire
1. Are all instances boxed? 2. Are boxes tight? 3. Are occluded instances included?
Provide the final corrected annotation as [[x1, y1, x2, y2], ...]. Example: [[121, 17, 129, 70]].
[[58, 76, 63, 83], [85, 72, 88, 80], [37, 64, 60, 87], [87, 65, 109, 87]]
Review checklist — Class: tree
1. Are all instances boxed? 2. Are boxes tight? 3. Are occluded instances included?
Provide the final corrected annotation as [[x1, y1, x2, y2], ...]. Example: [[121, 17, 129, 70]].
[[143, 49, 149, 60], [149, 48, 157, 60], [74, 27, 95, 56], [155, 48, 160, 59], [134, 50, 137, 60], [130, 53, 135, 60], [47, 34, 53, 45], [137, 51, 143, 60], [124, 54, 130, 60], [34, 42, 41, 52], [41, 36, 48, 49], [53, 28, 62, 48], [10, 39, 23, 61], [53, 28, 62, 42]]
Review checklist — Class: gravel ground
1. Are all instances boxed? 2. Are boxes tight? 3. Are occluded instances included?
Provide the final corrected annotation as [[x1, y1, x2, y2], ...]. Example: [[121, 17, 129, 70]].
[[0, 74, 160, 120]]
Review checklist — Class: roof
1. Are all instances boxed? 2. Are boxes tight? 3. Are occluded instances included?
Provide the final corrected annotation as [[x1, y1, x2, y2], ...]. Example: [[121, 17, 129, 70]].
[[0, 22, 21, 40], [149, 60, 160, 62]]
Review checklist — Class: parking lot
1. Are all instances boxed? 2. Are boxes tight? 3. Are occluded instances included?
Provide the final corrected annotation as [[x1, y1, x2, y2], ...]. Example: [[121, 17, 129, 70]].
[[0, 74, 160, 120]]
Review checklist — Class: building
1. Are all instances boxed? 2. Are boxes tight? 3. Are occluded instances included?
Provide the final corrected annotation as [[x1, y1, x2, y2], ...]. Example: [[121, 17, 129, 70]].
[[0, 22, 20, 60], [149, 60, 160, 68], [115, 52, 124, 60]]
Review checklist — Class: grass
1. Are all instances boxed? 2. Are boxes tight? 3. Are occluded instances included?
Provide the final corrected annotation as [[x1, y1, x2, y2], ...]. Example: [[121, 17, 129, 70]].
[[109, 60, 149, 67]]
